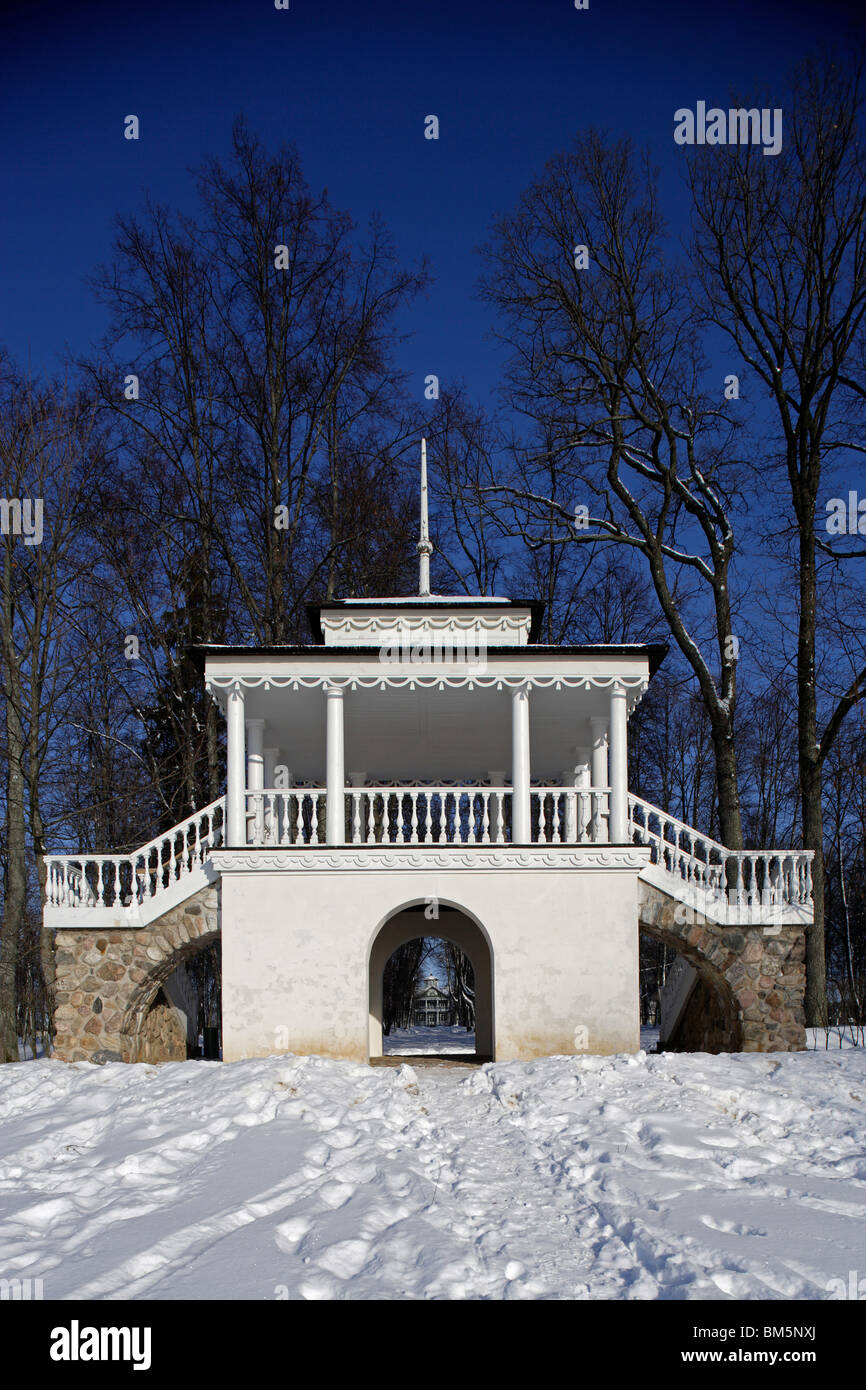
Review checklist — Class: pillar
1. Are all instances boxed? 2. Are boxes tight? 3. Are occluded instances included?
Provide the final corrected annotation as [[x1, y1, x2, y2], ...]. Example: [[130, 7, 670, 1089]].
[[247, 720, 264, 788], [575, 747, 591, 843], [590, 715, 609, 844], [325, 684, 345, 846], [246, 718, 265, 845], [226, 687, 246, 847], [609, 682, 629, 843], [512, 686, 531, 843], [263, 746, 280, 788], [263, 744, 280, 843]]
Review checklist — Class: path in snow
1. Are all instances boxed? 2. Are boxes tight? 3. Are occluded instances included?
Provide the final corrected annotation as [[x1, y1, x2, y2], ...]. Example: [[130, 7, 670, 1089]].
[[0, 1050, 864, 1300], [383, 1024, 475, 1056]]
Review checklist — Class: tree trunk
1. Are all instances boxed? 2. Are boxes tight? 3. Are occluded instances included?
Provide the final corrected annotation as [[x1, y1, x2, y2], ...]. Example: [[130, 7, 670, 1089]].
[[798, 510, 827, 1026], [0, 558, 27, 1062]]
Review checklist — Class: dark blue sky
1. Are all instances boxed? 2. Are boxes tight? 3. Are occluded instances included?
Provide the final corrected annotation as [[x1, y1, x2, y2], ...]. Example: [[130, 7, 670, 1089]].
[[1, 0, 859, 409]]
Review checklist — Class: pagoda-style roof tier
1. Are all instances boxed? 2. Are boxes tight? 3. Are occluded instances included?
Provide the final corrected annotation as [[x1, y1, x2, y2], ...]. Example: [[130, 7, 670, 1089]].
[[306, 594, 545, 646]]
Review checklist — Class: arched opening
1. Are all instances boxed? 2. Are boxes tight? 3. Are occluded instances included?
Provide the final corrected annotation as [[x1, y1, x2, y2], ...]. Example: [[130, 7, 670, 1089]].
[[639, 925, 742, 1054], [122, 931, 221, 1062], [368, 904, 493, 1063]]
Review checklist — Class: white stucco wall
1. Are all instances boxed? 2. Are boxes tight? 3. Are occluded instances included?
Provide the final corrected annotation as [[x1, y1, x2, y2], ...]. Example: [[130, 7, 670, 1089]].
[[217, 851, 643, 1063]]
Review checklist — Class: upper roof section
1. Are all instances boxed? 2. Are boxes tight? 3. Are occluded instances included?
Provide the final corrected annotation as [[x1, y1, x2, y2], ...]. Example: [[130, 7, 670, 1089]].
[[307, 595, 546, 648]]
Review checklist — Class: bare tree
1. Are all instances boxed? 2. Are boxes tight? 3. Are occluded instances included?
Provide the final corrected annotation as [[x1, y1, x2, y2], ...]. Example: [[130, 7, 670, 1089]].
[[689, 52, 866, 1022], [0, 361, 104, 1060], [479, 132, 749, 846]]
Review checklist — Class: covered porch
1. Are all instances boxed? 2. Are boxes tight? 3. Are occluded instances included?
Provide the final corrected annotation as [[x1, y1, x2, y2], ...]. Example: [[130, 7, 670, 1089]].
[[219, 666, 635, 849]]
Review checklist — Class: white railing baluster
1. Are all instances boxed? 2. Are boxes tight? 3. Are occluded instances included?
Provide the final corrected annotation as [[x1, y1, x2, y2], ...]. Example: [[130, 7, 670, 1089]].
[[626, 793, 814, 924]]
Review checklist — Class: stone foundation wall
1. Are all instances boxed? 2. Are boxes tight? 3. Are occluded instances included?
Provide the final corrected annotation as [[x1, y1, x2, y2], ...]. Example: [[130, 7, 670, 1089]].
[[51, 885, 220, 1063], [49, 874, 805, 1062], [135, 989, 188, 1062], [664, 976, 741, 1053], [640, 882, 806, 1052]]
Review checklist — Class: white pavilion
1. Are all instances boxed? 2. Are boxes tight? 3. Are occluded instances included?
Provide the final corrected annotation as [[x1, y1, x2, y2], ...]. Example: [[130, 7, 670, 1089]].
[[44, 442, 814, 1063]]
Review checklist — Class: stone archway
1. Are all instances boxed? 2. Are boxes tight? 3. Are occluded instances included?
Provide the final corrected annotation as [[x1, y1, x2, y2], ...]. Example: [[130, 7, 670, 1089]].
[[639, 882, 806, 1052], [52, 884, 220, 1063], [120, 901, 220, 1062], [368, 903, 494, 1060]]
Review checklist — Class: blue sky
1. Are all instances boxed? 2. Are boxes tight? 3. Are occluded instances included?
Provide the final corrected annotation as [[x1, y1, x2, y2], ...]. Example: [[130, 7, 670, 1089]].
[[2, 0, 854, 410]]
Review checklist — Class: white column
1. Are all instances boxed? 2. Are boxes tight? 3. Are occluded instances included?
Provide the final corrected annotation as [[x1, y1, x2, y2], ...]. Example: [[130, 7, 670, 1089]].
[[246, 718, 265, 845], [226, 687, 246, 847], [488, 770, 507, 844], [263, 744, 280, 844], [575, 746, 591, 843], [561, 766, 577, 844], [246, 720, 264, 788], [325, 684, 345, 846], [609, 682, 629, 843], [511, 686, 531, 843], [263, 746, 280, 788], [590, 715, 609, 844]]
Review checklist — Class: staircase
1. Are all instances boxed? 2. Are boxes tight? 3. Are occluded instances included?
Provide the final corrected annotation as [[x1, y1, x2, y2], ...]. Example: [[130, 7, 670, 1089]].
[[628, 796, 813, 926], [44, 792, 813, 929], [44, 800, 225, 928]]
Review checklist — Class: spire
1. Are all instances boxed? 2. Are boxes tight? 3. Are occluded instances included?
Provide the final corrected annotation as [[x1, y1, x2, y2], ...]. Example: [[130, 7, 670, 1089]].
[[417, 436, 433, 597]]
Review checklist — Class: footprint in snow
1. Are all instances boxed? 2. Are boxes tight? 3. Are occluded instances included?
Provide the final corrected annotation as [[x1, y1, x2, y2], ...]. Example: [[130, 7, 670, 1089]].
[[700, 1214, 767, 1237], [316, 1237, 372, 1279], [318, 1181, 355, 1209]]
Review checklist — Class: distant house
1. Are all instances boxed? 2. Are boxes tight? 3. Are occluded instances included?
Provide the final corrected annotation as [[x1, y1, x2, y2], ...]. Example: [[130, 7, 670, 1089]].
[[413, 976, 454, 1028]]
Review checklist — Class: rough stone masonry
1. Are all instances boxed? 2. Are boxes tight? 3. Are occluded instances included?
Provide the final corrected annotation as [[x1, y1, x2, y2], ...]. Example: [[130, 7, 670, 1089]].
[[51, 885, 219, 1063], [49, 878, 805, 1061]]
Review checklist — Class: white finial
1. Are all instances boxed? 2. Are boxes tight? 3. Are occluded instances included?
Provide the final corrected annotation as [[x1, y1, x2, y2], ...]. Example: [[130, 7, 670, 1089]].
[[418, 436, 432, 597]]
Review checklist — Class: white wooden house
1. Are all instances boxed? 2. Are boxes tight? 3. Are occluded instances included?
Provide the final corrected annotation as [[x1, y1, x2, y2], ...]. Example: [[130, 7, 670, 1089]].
[[413, 977, 455, 1028]]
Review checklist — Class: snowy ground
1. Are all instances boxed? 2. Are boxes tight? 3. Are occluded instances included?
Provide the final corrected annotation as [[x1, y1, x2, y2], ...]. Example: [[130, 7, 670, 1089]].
[[384, 1025, 475, 1055], [1, 1046, 865, 1301]]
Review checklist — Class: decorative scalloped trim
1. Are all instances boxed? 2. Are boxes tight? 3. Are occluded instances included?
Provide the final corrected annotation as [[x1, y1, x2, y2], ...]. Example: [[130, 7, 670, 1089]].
[[205, 673, 650, 694], [209, 847, 650, 872], [321, 614, 531, 634]]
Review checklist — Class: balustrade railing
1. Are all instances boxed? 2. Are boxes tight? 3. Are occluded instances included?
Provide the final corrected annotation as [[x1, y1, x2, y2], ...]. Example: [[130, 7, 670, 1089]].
[[43, 786, 812, 920], [244, 785, 611, 846], [246, 789, 326, 846], [532, 787, 610, 844], [45, 799, 225, 911], [349, 786, 511, 845], [628, 794, 813, 912]]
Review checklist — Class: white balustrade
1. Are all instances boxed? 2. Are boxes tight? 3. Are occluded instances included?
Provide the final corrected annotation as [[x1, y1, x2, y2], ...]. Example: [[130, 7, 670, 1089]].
[[245, 789, 326, 846], [532, 788, 610, 844], [628, 794, 813, 914], [45, 798, 226, 912], [343, 787, 512, 846], [44, 785, 813, 923]]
